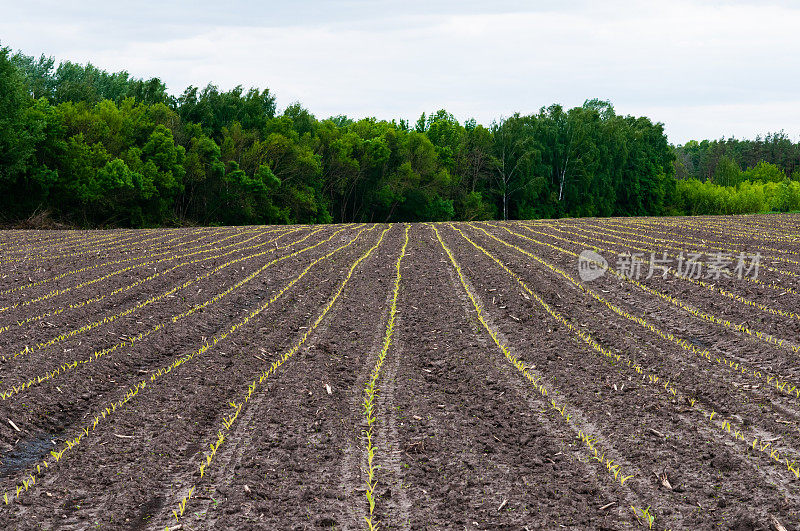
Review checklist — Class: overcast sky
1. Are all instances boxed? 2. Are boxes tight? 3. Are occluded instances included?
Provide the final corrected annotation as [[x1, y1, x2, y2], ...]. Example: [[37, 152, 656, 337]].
[[2, 0, 798, 144]]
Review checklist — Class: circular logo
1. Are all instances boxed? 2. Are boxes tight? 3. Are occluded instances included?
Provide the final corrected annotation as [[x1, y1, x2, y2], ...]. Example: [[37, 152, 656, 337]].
[[578, 250, 608, 281]]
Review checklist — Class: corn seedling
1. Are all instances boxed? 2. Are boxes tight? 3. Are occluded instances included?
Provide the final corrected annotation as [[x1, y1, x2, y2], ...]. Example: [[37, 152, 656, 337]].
[[631, 505, 655, 529], [457, 224, 800, 482], [0, 226, 372, 506], [433, 225, 643, 493], [482, 223, 800, 401], [528, 222, 800, 327], [358, 225, 409, 530], [164, 224, 395, 528], [1, 226, 334, 364], [0, 227, 358, 399]]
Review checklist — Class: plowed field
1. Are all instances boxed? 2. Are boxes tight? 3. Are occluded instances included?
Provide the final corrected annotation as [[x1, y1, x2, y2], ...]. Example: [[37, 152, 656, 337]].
[[1, 216, 799, 530]]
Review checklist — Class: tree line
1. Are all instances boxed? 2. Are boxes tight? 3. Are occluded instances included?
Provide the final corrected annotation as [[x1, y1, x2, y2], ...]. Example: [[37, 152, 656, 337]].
[[1, 46, 798, 227], [672, 135, 800, 215]]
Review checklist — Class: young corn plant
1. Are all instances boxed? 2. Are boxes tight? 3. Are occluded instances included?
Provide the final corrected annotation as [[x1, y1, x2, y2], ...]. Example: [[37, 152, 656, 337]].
[[360, 225, 410, 531], [470, 223, 800, 481], [0, 228, 346, 394], [433, 224, 655, 528], [1, 226, 338, 364], [631, 505, 655, 529], [165, 225, 391, 530], [171, 486, 197, 524]]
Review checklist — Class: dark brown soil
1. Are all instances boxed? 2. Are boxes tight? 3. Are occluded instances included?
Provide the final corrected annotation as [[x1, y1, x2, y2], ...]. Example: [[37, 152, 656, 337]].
[[1, 216, 799, 531]]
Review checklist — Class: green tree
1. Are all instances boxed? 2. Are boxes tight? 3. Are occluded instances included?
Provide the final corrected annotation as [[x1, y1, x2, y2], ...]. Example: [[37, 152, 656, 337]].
[[490, 114, 540, 220], [0, 46, 60, 219], [713, 155, 741, 186]]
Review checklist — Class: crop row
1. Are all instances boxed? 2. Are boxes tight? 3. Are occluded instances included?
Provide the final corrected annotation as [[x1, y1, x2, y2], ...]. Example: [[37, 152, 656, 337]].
[[359, 224, 409, 531], [586, 218, 800, 266], [0, 228, 139, 255], [432, 225, 662, 529], [0, 225, 377, 509], [0, 227, 294, 336], [0, 226, 335, 364], [0, 226, 259, 297], [455, 224, 800, 484], [510, 223, 800, 361], [0, 227, 190, 265], [531, 222, 800, 327], [606, 216, 799, 246], [545, 221, 800, 292], [0, 226, 355, 399], [480, 223, 800, 414], [165, 224, 396, 531], [0, 228, 147, 256], [611, 216, 800, 246]]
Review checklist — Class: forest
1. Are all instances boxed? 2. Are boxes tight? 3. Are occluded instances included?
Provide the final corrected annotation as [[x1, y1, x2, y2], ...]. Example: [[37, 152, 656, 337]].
[[1, 46, 799, 227]]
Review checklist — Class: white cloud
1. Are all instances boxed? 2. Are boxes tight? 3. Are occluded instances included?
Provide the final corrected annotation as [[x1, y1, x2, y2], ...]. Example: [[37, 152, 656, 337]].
[[629, 101, 800, 143], [1, 0, 799, 144]]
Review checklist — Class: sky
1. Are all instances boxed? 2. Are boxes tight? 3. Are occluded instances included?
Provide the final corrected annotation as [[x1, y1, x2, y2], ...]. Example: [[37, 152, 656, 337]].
[[1, 0, 798, 144]]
